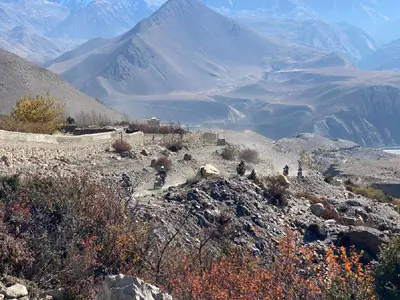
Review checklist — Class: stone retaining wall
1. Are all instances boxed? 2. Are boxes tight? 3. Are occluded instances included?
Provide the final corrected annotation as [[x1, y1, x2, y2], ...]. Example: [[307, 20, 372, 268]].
[[0, 129, 144, 148]]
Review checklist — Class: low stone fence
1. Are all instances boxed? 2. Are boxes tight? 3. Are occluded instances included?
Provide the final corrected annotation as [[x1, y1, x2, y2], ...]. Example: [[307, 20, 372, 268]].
[[0, 129, 144, 148]]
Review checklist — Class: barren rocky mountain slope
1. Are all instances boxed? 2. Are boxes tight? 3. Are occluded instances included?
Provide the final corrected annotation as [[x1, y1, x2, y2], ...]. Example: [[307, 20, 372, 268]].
[[0, 49, 122, 120]]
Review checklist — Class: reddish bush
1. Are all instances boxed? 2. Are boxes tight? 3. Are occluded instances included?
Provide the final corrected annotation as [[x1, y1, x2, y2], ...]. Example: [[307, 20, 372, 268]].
[[167, 230, 377, 300], [112, 139, 132, 153]]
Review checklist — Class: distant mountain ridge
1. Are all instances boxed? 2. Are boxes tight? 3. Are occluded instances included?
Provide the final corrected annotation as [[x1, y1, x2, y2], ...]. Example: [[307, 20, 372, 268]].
[[1, 0, 399, 63], [43, 0, 400, 40], [48, 0, 155, 39], [359, 39, 400, 70], [46, 0, 328, 98], [239, 18, 377, 62]]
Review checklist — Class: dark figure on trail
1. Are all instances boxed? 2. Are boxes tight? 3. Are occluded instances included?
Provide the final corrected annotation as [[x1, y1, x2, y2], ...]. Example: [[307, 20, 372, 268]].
[[236, 160, 246, 176], [157, 165, 167, 185], [297, 166, 303, 178], [120, 173, 133, 193], [283, 165, 289, 176], [247, 169, 257, 180]]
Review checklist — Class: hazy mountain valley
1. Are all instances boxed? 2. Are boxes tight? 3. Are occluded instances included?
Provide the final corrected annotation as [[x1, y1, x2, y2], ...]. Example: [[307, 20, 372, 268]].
[[2, 0, 400, 146]]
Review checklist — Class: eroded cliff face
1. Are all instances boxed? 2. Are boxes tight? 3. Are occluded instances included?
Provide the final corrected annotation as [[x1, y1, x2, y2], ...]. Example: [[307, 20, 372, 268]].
[[226, 85, 400, 147], [312, 85, 400, 146]]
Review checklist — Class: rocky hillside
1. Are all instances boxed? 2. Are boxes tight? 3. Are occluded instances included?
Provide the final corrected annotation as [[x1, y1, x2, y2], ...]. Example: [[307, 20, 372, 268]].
[[0, 49, 122, 120], [0, 129, 399, 299]]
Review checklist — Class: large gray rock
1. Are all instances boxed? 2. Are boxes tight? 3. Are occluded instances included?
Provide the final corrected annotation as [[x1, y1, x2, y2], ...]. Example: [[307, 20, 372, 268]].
[[335, 227, 385, 260], [310, 203, 325, 217], [96, 275, 173, 300], [5, 283, 28, 298]]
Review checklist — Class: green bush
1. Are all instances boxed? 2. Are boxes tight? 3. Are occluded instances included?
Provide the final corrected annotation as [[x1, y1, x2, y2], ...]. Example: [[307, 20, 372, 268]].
[[375, 237, 400, 300], [346, 185, 392, 202], [0, 94, 66, 134]]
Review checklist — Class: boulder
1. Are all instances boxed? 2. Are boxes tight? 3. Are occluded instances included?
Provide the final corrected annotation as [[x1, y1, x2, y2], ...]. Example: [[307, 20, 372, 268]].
[[340, 215, 364, 226], [335, 227, 384, 260], [96, 275, 173, 300], [304, 223, 328, 242], [195, 164, 220, 180], [310, 203, 325, 217], [5, 284, 28, 298]]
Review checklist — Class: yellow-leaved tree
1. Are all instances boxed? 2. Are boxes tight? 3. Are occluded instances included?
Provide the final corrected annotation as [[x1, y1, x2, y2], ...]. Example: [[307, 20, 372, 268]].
[[10, 93, 65, 134]]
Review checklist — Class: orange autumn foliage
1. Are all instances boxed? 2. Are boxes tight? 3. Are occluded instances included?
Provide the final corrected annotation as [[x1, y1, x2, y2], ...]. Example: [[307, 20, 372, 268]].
[[167, 230, 376, 300]]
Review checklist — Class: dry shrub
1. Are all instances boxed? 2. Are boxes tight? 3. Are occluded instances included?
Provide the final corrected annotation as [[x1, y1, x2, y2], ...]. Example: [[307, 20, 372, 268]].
[[0, 175, 152, 299], [322, 202, 340, 220], [128, 122, 187, 135], [112, 139, 132, 153], [393, 198, 400, 214], [165, 139, 184, 152], [74, 111, 112, 127], [220, 146, 236, 160], [261, 175, 290, 207], [167, 230, 377, 300], [0, 208, 33, 277], [239, 148, 260, 164], [0, 94, 65, 134], [154, 156, 173, 171], [324, 174, 334, 184]]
